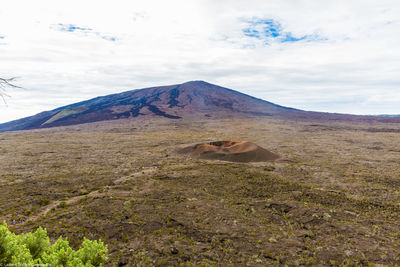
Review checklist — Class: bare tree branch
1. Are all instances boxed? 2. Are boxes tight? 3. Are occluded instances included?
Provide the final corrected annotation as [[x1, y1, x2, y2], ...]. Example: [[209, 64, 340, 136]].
[[0, 77, 21, 89], [0, 77, 21, 105]]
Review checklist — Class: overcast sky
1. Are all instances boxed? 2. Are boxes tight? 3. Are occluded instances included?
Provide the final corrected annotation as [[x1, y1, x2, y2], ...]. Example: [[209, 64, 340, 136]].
[[1, 0, 399, 123]]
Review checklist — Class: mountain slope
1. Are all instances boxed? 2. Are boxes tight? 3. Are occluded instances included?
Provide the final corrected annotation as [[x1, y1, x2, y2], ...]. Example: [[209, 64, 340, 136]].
[[1, 81, 399, 132]]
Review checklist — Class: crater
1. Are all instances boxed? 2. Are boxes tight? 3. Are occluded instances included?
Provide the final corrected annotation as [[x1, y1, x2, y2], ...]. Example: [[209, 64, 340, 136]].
[[178, 140, 280, 162]]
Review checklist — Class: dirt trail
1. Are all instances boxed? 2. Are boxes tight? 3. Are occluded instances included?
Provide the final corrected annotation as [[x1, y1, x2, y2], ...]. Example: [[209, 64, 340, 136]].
[[114, 167, 157, 184], [25, 190, 104, 223]]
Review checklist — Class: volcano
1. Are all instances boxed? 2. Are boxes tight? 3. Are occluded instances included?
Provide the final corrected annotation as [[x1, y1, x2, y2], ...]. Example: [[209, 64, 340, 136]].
[[1, 80, 399, 132]]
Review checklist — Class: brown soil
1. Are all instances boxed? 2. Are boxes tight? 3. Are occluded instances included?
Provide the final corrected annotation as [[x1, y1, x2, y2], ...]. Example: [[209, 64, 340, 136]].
[[179, 140, 280, 162]]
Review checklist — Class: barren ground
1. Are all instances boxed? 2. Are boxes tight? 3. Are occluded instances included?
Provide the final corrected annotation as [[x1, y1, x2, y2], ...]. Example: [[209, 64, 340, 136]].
[[1, 117, 400, 265]]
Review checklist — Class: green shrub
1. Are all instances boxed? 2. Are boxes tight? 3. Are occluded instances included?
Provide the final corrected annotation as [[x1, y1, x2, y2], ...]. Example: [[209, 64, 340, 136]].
[[0, 221, 108, 266]]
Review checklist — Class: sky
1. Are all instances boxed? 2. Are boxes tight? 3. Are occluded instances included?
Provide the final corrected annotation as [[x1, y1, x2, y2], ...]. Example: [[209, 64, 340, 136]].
[[0, 0, 400, 123]]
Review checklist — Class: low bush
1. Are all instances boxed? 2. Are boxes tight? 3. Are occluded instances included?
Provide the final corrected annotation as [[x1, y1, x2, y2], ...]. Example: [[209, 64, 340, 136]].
[[0, 221, 108, 266]]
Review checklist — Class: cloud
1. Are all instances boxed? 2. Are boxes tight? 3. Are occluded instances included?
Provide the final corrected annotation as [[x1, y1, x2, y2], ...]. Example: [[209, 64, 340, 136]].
[[0, 0, 400, 123]]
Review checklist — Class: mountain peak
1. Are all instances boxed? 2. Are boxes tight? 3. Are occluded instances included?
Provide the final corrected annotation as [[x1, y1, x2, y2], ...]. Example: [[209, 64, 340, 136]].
[[179, 80, 216, 89], [181, 80, 209, 85]]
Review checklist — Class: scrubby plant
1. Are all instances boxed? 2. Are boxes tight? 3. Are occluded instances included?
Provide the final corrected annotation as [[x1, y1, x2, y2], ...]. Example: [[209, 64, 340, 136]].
[[0, 221, 108, 266]]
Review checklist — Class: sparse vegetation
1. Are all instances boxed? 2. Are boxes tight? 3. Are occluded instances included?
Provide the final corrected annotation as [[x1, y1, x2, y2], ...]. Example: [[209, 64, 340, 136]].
[[0, 117, 400, 265], [0, 221, 108, 266]]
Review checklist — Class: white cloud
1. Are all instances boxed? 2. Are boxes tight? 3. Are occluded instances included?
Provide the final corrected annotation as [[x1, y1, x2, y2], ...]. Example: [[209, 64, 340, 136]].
[[1, 0, 400, 123]]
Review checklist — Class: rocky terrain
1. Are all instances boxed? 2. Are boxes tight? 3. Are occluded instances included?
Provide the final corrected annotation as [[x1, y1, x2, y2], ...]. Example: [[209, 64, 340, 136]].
[[1, 117, 400, 265]]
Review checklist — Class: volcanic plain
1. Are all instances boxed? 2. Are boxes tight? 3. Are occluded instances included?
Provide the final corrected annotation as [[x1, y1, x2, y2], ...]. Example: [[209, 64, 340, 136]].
[[1, 117, 400, 265]]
